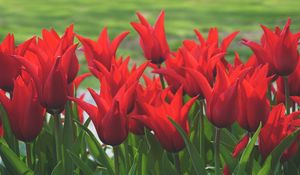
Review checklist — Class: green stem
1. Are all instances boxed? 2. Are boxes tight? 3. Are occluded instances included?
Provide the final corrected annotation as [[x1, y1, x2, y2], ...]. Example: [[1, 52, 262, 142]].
[[113, 146, 120, 175], [199, 100, 205, 164], [174, 153, 181, 174], [284, 76, 290, 114], [26, 143, 32, 168], [214, 127, 221, 175], [124, 140, 130, 172], [54, 114, 62, 162], [157, 64, 166, 89]]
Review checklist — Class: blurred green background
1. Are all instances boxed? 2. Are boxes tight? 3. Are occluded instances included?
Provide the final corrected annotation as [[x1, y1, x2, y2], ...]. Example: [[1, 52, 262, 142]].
[[0, 0, 299, 87]]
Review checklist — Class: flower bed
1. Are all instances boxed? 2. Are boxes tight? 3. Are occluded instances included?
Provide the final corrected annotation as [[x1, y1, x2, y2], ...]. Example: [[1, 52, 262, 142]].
[[0, 10, 299, 175]]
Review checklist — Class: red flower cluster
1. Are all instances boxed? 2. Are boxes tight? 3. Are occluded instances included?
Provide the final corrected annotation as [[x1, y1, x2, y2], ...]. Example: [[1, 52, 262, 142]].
[[0, 11, 299, 164]]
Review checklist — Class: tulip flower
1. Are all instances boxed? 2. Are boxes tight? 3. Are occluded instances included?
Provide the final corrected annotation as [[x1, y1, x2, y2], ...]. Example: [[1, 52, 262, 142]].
[[242, 18, 299, 76], [91, 57, 148, 97], [190, 64, 246, 128], [237, 65, 271, 132], [71, 58, 147, 145], [131, 10, 170, 64], [71, 80, 138, 146], [132, 87, 197, 152], [0, 34, 34, 92], [15, 26, 79, 114], [36, 25, 79, 84], [129, 75, 163, 135], [259, 104, 300, 160], [154, 47, 224, 97], [183, 28, 239, 69], [0, 76, 45, 142], [77, 28, 129, 72]]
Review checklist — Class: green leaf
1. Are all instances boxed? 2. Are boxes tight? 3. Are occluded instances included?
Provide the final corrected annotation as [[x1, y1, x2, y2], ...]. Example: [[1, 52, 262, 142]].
[[0, 105, 19, 154], [63, 102, 75, 174], [258, 130, 300, 175], [0, 138, 34, 175], [51, 161, 63, 175], [168, 117, 206, 175], [128, 147, 142, 175], [67, 150, 95, 175], [220, 129, 238, 150], [75, 120, 114, 175], [160, 152, 178, 175], [220, 144, 237, 171], [234, 123, 262, 175]]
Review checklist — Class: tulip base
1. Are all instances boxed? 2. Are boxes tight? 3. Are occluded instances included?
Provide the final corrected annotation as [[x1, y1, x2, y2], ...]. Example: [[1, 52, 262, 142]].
[[284, 76, 290, 114]]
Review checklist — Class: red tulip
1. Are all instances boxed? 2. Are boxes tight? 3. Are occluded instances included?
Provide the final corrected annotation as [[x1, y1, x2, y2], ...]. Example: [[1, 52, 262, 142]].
[[71, 80, 138, 146], [191, 64, 246, 128], [129, 75, 163, 135], [132, 87, 197, 152], [259, 104, 300, 160], [238, 65, 271, 132], [91, 57, 148, 97], [38, 25, 79, 83], [154, 47, 224, 97], [183, 28, 239, 69], [242, 18, 299, 76], [71, 59, 147, 145], [0, 34, 34, 92], [0, 76, 45, 142], [15, 26, 79, 114], [77, 28, 129, 72], [131, 10, 170, 64]]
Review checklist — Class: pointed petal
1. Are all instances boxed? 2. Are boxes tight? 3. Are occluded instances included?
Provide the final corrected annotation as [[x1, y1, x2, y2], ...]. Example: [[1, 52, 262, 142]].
[[111, 31, 130, 54], [221, 31, 239, 51], [69, 96, 98, 124], [232, 135, 250, 158]]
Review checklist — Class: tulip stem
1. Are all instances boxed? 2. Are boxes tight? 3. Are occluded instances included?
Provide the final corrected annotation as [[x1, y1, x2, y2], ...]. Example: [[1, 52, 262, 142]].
[[199, 100, 205, 164], [26, 143, 32, 168], [54, 114, 62, 162], [157, 64, 166, 89], [284, 76, 290, 114], [113, 146, 120, 175], [214, 127, 221, 175], [174, 153, 181, 174]]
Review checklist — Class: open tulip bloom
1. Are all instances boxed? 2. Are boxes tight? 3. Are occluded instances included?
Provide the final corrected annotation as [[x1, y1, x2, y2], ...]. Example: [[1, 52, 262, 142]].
[[0, 11, 300, 175]]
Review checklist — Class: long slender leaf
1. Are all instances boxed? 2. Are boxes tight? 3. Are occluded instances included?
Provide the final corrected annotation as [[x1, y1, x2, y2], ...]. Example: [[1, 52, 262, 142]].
[[0, 139, 34, 175], [0, 105, 19, 154], [51, 161, 63, 175], [63, 102, 75, 174], [75, 120, 114, 175], [67, 150, 94, 175], [169, 117, 206, 175], [234, 123, 262, 175]]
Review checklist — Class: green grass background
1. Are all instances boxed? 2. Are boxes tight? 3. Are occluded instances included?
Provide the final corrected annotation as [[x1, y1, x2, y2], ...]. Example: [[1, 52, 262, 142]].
[[0, 0, 299, 87]]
